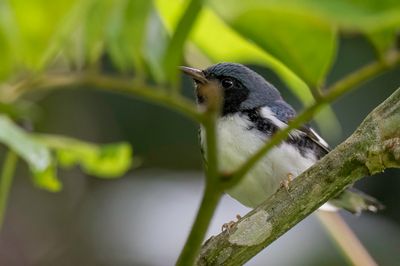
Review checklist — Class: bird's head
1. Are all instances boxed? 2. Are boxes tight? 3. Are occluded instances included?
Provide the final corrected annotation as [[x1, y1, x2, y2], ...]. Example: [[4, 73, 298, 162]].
[[181, 63, 282, 116]]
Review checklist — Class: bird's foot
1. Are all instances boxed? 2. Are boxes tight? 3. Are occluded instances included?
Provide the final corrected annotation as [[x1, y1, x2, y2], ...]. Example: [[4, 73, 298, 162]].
[[280, 173, 294, 191], [221, 214, 242, 233]]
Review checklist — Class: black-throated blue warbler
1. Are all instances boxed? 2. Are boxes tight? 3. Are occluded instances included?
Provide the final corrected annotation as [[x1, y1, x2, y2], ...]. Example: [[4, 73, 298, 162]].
[[181, 62, 382, 214]]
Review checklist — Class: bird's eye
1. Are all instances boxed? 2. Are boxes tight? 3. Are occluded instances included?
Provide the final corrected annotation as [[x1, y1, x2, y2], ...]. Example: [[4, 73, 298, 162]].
[[221, 78, 234, 89]]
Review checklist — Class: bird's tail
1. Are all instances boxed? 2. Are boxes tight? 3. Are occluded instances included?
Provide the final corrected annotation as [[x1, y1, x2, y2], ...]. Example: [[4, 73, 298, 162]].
[[329, 188, 384, 215]]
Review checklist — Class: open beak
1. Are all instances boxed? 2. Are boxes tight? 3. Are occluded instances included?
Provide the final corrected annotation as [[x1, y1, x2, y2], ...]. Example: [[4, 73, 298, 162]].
[[179, 66, 208, 84]]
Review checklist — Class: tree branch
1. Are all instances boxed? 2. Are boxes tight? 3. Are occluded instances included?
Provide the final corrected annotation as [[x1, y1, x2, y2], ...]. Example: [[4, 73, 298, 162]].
[[197, 87, 400, 265]]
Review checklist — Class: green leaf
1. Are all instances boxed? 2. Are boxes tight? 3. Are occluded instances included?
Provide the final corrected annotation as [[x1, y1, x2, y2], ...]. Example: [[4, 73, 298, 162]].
[[143, 10, 171, 82], [0, 1, 16, 81], [365, 27, 399, 59], [0, 115, 61, 191], [286, 0, 400, 58], [32, 163, 61, 192], [7, 0, 78, 70], [226, 0, 400, 59], [0, 30, 11, 81], [106, 0, 153, 74], [232, 9, 336, 87], [162, 0, 204, 86], [36, 134, 133, 178], [82, 0, 115, 65], [209, 2, 337, 87], [275, 0, 400, 31]]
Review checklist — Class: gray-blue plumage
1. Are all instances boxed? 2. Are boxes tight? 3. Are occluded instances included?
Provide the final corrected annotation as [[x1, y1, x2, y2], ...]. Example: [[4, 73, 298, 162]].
[[204, 63, 282, 110], [269, 100, 296, 123]]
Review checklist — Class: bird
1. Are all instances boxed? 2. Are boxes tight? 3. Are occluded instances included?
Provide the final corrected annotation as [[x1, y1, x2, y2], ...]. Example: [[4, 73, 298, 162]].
[[181, 62, 383, 214]]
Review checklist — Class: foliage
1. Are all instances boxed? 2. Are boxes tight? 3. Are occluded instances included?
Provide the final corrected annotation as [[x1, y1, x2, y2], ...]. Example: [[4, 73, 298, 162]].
[[0, 0, 399, 265]]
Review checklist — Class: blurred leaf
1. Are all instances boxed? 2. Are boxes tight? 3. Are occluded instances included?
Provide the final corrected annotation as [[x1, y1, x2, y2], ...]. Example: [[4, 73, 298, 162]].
[[275, 0, 400, 31], [209, 1, 337, 87], [7, 0, 78, 70], [287, 0, 400, 58], [32, 163, 61, 192], [0, 30, 12, 81], [365, 27, 399, 59], [314, 105, 342, 142], [106, 0, 152, 74], [162, 0, 203, 86], [231, 9, 336, 87], [212, 0, 400, 59], [82, 0, 115, 65], [143, 10, 170, 82], [0, 115, 60, 191], [0, 1, 16, 81], [36, 135, 133, 178]]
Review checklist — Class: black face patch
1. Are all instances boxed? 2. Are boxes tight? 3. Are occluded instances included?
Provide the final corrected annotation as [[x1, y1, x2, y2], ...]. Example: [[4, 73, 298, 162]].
[[196, 91, 205, 104], [201, 73, 250, 116]]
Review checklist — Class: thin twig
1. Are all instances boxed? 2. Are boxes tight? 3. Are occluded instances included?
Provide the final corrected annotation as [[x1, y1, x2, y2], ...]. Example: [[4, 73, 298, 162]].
[[0, 150, 18, 231], [3, 73, 204, 122], [176, 184, 222, 266], [317, 211, 377, 266]]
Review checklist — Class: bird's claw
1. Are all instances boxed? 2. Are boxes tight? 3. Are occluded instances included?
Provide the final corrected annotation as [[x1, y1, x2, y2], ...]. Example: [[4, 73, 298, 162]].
[[221, 214, 242, 233], [281, 173, 294, 191]]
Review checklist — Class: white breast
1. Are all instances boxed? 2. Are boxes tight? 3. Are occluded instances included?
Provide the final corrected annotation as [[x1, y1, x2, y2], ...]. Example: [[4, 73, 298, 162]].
[[201, 114, 317, 208]]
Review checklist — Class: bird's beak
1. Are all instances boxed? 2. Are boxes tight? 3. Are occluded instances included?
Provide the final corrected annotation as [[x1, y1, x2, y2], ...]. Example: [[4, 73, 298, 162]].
[[179, 66, 208, 84]]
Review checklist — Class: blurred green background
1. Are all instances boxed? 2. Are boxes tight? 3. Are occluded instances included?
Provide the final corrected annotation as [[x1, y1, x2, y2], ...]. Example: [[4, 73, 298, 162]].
[[0, 0, 400, 265]]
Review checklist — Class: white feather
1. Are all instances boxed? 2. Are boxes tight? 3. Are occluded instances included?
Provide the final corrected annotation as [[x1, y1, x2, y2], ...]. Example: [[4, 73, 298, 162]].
[[260, 107, 287, 128], [201, 113, 318, 208], [309, 127, 330, 149], [260, 107, 305, 140]]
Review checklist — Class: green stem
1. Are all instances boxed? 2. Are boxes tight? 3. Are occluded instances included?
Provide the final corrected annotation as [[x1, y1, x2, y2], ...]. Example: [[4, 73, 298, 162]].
[[85, 74, 204, 122], [228, 52, 400, 188], [5, 74, 204, 123], [177, 113, 221, 265], [176, 184, 222, 266], [0, 150, 18, 230], [317, 212, 377, 266]]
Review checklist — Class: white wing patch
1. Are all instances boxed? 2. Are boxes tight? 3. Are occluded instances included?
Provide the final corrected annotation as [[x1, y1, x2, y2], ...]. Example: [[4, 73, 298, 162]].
[[261, 106, 330, 152], [260, 106, 305, 140], [260, 107, 287, 128], [308, 127, 329, 149]]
